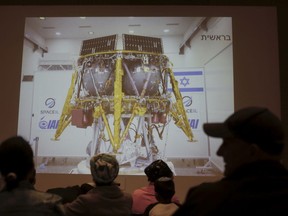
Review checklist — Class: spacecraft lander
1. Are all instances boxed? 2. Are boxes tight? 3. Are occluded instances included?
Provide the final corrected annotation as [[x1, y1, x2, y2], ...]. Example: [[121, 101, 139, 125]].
[[53, 34, 194, 167]]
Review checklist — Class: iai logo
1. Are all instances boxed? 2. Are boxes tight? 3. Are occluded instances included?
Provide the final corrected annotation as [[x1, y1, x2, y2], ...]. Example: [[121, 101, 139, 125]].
[[39, 116, 59, 129], [188, 119, 199, 129], [45, 98, 55, 109]]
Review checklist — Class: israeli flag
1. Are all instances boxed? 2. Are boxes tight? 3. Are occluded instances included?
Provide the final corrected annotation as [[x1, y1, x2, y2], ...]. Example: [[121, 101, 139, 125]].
[[168, 70, 204, 93]]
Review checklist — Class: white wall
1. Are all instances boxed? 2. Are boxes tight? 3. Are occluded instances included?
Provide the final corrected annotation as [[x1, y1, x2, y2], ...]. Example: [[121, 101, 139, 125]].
[[18, 40, 43, 140], [46, 39, 82, 56], [177, 17, 233, 170], [205, 44, 234, 170]]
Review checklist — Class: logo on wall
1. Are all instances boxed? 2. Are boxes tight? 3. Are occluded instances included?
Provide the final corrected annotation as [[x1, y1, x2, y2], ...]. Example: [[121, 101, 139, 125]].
[[188, 118, 199, 129], [182, 96, 192, 107], [45, 98, 56, 108], [182, 95, 197, 114], [38, 98, 60, 130], [39, 116, 59, 129], [40, 98, 59, 115]]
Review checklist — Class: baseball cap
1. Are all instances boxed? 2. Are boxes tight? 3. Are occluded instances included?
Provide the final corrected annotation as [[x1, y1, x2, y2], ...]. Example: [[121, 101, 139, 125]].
[[90, 153, 119, 185], [144, 160, 173, 182], [203, 107, 285, 154]]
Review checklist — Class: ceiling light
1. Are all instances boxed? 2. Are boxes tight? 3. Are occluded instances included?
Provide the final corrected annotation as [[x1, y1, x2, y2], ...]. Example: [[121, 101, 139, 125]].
[[163, 29, 170, 33], [42, 27, 55, 29], [128, 24, 141, 27], [55, 32, 61, 36], [88, 31, 94, 35], [166, 23, 179, 26], [79, 26, 92, 28], [39, 17, 46, 20], [129, 30, 134, 34]]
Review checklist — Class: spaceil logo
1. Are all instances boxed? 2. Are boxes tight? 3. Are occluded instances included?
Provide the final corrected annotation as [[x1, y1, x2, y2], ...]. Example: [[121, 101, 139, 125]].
[[45, 98, 56, 108], [40, 98, 59, 114], [182, 95, 192, 107], [38, 98, 60, 130]]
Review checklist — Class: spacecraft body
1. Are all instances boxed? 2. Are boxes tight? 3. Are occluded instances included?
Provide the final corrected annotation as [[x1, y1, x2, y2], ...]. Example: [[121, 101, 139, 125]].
[[54, 34, 193, 165]]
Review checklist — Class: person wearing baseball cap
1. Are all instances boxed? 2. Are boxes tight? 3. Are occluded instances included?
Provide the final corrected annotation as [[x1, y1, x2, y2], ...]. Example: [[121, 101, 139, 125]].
[[173, 106, 288, 216], [132, 160, 180, 215], [64, 153, 132, 216]]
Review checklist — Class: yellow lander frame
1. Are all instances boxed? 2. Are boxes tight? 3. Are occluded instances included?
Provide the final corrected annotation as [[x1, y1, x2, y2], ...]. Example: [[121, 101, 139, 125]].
[[54, 51, 194, 154]]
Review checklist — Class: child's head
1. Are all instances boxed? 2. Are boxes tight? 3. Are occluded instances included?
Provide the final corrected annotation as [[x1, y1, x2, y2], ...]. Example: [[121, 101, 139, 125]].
[[154, 177, 175, 203]]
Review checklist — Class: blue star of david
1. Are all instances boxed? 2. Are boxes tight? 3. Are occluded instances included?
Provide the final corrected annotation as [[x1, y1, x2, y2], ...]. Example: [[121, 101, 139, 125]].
[[180, 76, 190, 87]]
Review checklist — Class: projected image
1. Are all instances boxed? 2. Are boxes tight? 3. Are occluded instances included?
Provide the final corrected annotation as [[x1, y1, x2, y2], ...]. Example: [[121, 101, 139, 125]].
[[18, 17, 233, 175]]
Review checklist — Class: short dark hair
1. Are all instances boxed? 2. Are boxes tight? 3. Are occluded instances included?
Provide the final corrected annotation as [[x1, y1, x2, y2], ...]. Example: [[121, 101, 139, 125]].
[[0, 136, 34, 190], [154, 177, 175, 201]]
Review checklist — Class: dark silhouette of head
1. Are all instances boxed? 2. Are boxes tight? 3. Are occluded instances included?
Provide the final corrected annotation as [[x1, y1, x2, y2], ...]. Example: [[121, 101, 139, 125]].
[[154, 177, 175, 203], [144, 160, 173, 182], [204, 107, 285, 155], [204, 107, 286, 176], [0, 136, 35, 190]]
